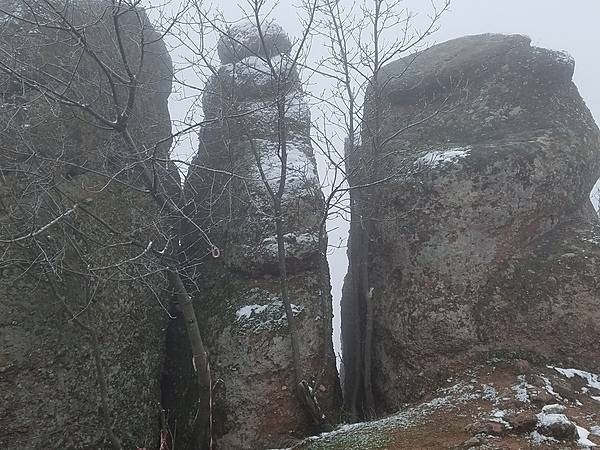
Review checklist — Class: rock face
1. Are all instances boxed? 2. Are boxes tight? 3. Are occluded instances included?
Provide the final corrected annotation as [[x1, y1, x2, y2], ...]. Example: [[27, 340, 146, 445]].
[[295, 360, 600, 449], [343, 34, 600, 413], [0, 2, 173, 448], [169, 23, 340, 449]]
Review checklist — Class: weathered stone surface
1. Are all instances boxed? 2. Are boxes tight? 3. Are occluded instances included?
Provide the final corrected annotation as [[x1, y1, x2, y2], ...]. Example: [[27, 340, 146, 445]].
[[507, 411, 537, 433], [465, 419, 507, 436], [537, 413, 578, 440], [293, 362, 600, 449], [217, 22, 292, 64], [343, 34, 600, 412], [168, 23, 340, 449], [0, 2, 173, 448]]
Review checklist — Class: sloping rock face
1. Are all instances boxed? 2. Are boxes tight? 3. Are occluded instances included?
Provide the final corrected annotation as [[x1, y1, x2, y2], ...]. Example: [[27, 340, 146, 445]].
[[0, 2, 173, 448], [295, 359, 600, 449], [171, 23, 340, 450], [343, 34, 600, 413]]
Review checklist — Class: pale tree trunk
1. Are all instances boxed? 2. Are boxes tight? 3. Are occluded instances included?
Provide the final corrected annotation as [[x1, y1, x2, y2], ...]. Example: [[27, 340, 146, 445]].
[[167, 270, 213, 450]]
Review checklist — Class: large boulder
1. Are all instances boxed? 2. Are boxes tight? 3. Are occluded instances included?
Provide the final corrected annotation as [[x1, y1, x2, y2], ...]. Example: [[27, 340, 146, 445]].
[[343, 34, 600, 413], [0, 1, 173, 448], [167, 23, 341, 449], [217, 22, 292, 64]]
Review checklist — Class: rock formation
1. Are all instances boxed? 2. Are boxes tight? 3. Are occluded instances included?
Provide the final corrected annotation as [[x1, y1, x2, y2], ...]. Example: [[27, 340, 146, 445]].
[[294, 359, 600, 448], [167, 22, 341, 449], [0, 2, 173, 448], [343, 34, 600, 413]]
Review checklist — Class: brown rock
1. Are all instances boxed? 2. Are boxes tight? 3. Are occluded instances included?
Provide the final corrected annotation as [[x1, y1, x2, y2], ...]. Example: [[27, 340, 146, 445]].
[[530, 388, 555, 407], [507, 411, 537, 433], [466, 420, 507, 436]]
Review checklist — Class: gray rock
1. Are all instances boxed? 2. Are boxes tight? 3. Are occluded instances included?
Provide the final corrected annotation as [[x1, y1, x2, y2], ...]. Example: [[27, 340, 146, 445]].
[[217, 22, 292, 64], [542, 404, 567, 414], [0, 1, 173, 449], [343, 33, 600, 413], [173, 23, 340, 449], [537, 413, 577, 440]]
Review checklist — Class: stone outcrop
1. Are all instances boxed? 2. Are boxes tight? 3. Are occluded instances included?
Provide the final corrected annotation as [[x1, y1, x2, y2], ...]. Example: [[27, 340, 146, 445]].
[[294, 360, 600, 449], [0, 2, 173, 448], [343, 34, 600, 413], [167, 23, 340, 449]]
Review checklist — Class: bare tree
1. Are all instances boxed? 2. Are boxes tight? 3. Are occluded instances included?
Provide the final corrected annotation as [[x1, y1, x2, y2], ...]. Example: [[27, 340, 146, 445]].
[[245, 0, 333, 429], [309, 0, 450, 421]]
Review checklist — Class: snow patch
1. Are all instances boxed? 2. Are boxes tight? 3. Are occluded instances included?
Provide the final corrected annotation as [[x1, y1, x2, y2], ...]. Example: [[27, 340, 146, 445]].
[[261, 232, 319, 257], [492, 409, 506, 418], [223, 54, 292, 86], [415, 146, 471, 167], [490, 409, 511, 428], [590, 178, 600, 215], [577, 425, 598, 448], [236, 303, 270, 320], [228, 21, 284, 45], [235, 300, 303, 320], [482, 383, 498, 401], [512, 375, 530, 403], [235, 300, 303, 328], [540, 375, 561, 399], [530, 430, 558, 445], [249, 138, 318, 195], [542, 404, 566, 414], [552, 366, 600, 390], [536, 412, 571, 427], [553, 50, 575, 68]]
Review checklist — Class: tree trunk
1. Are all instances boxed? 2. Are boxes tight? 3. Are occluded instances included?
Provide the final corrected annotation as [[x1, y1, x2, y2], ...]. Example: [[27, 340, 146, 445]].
[[363, 286, 375, 419], [167, 270, 213, 450]]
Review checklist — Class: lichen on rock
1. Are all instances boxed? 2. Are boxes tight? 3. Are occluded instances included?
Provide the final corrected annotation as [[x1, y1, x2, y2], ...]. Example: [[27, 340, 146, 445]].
[[0, 1, 174, 449], [343, 33, 600, 414]]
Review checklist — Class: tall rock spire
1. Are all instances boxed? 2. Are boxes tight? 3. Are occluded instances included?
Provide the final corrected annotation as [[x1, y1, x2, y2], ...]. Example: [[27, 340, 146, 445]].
[[167, 22, 340, 449]]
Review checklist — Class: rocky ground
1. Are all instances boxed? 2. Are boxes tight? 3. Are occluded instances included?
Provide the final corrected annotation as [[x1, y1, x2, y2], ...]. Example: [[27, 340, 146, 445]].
[[284, 359, 600, 449]]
